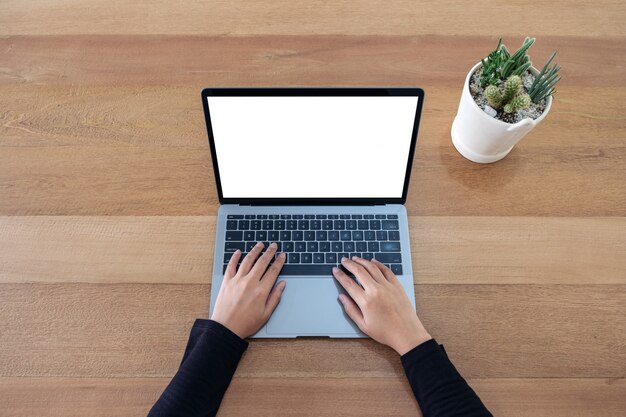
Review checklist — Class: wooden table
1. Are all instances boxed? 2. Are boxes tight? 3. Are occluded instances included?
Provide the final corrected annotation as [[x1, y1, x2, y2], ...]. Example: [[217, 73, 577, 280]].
[[1, 2, 625, 416]]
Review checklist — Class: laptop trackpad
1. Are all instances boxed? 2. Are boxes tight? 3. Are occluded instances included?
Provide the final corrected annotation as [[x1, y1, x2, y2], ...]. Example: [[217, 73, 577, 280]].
[[266, 277, 362, 337]]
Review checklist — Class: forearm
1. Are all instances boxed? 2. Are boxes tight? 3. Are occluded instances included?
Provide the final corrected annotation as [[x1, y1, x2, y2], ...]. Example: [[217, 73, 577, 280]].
[[402, 339, 492, 417], [147, 319, 248, 417]]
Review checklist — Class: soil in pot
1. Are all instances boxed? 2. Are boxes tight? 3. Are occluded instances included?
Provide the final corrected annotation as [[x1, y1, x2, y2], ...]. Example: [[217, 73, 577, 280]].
[[469, 67, 548, 124]]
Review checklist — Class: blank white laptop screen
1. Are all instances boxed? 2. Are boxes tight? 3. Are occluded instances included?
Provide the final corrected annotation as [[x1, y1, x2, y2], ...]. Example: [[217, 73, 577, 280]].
[[208, 96, 419, 198]]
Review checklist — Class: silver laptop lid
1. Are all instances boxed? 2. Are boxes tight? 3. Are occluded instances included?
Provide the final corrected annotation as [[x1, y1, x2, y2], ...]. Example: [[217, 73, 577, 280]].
[[201, 88, 425, 205]]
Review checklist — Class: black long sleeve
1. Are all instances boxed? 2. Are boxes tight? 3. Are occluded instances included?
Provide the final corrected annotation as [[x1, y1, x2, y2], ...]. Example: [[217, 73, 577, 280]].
[[148, 322, 491, 417], [147, 319, 248, 417], [402, 338, 492, 417]]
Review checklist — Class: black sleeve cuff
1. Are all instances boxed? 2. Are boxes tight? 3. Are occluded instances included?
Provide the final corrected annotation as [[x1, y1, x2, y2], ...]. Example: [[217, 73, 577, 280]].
[[148, 318, 250, 417], [194, 319, 249, 351], [400, 338, 441, 368]]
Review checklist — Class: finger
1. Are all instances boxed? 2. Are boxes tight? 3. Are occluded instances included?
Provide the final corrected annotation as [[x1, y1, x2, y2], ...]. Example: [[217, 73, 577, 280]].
[[352, 256, 385, 284], [261, 251, 286, 292], [340, 257, 377, 290], [332, 266, 365, 304], [263, 280, 286, 320], [338, 293, 366, 329], [238, 241, 264, 276], [371, 258, 401, 285], [249, 242, 278, 279], [224, 249, 242, 278]]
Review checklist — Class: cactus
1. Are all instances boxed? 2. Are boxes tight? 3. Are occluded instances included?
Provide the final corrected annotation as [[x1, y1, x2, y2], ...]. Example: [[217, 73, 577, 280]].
[[483, 75, 525, 112], [484, 85, 503, 109], [503, 94, 531, 113], [503, 75, 521, 102]]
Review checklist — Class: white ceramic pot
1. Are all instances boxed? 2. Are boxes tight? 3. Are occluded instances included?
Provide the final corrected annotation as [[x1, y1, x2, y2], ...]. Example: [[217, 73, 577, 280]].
[[451, 62, 552, 163]]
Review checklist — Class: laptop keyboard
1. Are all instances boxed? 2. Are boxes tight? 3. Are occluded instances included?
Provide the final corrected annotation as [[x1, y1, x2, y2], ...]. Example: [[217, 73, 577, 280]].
[[223, 214, 403, 276]]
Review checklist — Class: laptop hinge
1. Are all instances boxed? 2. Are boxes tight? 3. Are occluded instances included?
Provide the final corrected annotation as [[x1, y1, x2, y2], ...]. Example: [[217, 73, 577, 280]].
[[239, 203, 386, 206]]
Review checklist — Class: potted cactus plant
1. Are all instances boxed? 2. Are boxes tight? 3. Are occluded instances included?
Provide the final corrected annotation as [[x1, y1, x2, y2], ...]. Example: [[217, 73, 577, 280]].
[[451, 37, 561, 163]]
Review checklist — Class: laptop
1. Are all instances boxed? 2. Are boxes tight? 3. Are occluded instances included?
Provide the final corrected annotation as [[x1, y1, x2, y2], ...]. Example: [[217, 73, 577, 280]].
[[202, 87, 425, 338]]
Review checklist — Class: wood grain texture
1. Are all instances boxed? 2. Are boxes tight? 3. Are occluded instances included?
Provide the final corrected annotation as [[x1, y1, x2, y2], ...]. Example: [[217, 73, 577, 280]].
[[0, 283, 623, 378], [1, 216, 624, 284], [0, 84, 624, 216], [1, 1, 625, 36], [412, 216, 626, 284], [1, 378, 625, 417], [1, 1, 625, 414], [1, 36, 623, 87], [0, 216, 215, 284], [1, 35, 624, 216]]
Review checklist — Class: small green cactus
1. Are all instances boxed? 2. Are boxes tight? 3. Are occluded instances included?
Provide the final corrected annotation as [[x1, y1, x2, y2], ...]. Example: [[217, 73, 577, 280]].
[[503, 75, 521, 102], [484, 85, 502, 109], [503, 94, 531, 113], [483, 75, 530, 114]]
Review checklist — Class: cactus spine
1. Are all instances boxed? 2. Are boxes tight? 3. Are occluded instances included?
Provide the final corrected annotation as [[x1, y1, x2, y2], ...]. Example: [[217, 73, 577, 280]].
[[483, 74, 530, 114]]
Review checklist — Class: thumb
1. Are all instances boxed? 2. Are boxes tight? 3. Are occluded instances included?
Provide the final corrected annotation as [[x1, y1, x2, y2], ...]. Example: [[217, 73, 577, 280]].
[[264, 280, 286, 320], [338, 293, 365, 330]]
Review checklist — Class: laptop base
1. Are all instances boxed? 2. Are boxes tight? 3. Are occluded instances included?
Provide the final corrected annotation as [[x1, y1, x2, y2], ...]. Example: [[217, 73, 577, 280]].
[[210, 204, 415, 338]]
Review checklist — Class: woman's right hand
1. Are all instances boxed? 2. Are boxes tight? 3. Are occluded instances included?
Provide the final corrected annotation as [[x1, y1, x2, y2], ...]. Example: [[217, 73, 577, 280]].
[[211, 242, 286, 339], [333, 256, 432, 355]]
